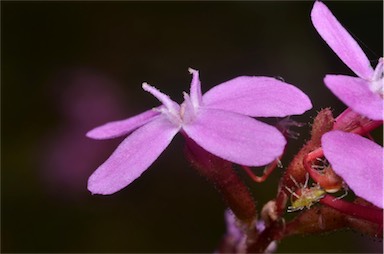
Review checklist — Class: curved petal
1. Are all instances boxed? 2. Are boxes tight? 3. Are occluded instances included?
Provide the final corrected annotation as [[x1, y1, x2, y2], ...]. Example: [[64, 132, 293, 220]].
[[322, 131, 383, 208], [183, 108, 286, 166], [142, 83, 180, 116], [324, 75, 383, 120], [202, 76, 312, 117], [311, 1, 374, 79], [188, 68, 203, 108], [88, 115, 180, 195], [86, 108, 161, 139]]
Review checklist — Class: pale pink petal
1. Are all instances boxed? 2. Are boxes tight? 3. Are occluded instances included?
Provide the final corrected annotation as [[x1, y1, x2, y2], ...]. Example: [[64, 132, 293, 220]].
[[183, 108, 286, 166], [182, 92, 196, 124], [322, 131, 383, 208], [188, 68, 203, 108], [202, 76, 312, 117], [311, 1, 374, 79], [86, 108, 160, 139], [142, 83, 180, 116], [324, 75, 383, 120], [88, 115, 180, 195]]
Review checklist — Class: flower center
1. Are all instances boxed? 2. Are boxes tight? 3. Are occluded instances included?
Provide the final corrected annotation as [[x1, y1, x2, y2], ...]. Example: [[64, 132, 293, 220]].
[[179, 92, 198, 125], [369, 58, 384, 97]]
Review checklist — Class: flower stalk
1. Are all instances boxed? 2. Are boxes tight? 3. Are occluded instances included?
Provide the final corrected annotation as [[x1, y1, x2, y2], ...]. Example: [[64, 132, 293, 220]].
[[274, 108, 335, 218], [319, 195, 383, 225], [183, 134, 257, 226]]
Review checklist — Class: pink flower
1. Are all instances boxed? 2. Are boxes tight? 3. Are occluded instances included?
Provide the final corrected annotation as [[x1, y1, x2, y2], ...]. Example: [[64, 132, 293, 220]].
[[87, 68, 312, 195], [312, 2, 383, 209], [322, 131, 383, 209], [311, 1, 383, 120]]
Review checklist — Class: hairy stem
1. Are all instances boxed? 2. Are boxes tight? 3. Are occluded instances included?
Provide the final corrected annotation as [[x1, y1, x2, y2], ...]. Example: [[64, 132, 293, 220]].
[[275, 109, 335, 217], [183, 134, 257, 225], [320, 195, 383, 225]]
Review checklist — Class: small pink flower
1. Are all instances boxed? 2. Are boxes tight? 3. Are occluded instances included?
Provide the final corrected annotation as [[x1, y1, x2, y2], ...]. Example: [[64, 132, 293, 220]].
[[311, 1, 383, 120], [87, 68, 312, 195], [322, 131, 383, 209], [312, 2, 383, 209]]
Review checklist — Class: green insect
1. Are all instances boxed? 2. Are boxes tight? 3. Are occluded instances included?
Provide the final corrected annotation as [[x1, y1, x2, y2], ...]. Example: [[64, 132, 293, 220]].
[[285, 173, 326, 212]]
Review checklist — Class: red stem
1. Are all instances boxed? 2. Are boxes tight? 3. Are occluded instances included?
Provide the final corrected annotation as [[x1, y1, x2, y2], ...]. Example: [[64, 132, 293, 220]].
[[303, 148, 343, 192], [302, 148, 326, 185], [333, 107, 383, 135], [183, 134, 257, 225], [242, 158, 280, 183], [320, 194, 383, 225]]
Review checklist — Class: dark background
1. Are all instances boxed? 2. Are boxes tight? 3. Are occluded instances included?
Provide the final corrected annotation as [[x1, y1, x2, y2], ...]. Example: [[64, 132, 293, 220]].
[[2, 1, 383, 252]]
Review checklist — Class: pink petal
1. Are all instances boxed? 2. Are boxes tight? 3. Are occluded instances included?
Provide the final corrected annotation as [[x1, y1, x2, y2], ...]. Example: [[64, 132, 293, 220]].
[[324, 75, 383, 120], [142, 83, 180, 116], [183, 108, 286, 166], [202, 76, 312, 117], [88, 115, 180, 195], [86, 108, 160, 139], [182, 92, 196, 124], [311, 1, 374, 79], [188, 68, 203, 108], [322, 131, 383, 208]]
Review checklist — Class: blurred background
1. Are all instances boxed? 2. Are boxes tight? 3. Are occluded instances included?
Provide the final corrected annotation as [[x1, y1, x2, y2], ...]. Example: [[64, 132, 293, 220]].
[[2, 1, 383, 252]]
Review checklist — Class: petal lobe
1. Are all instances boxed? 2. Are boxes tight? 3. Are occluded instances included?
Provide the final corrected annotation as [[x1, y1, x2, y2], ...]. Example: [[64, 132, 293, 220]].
[[86, 108, 160, 139], [311, 1, 374, 79], [88, 115, 180, 195], [203, 76, 312, 117], [183, 108, 286, 166], [322, 131, 383, 208], [324, 75, 383, 120]]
